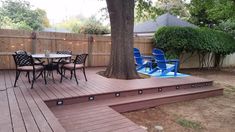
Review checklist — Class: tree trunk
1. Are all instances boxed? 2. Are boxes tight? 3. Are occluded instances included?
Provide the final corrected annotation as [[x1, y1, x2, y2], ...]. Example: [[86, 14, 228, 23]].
[[214, 53, 221, 69], [104, 0, 139, 79]]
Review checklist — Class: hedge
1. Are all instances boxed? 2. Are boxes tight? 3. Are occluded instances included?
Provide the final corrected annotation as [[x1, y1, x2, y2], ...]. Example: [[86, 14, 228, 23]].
[[154, 26, 235, 68]]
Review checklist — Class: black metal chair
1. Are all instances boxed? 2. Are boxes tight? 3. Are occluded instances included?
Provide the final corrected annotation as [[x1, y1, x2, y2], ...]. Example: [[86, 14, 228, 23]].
[[15, 50, 27, 54], [14, 50, 44, 83], [60, 54, 88, 84], [54, 50, 72, 63], [12, 53, 46, 89], [52, 50, 72, 74], [15, 50, 44, 65], [57, 50, 72, 55]]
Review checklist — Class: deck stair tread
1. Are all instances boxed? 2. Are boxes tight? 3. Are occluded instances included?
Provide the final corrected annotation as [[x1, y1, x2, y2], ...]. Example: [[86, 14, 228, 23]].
[[51, 86, 222, 132]]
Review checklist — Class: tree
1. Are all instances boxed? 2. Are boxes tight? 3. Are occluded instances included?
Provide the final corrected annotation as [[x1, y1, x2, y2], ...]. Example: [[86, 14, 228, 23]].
[[188, 0, 235, 29], [104, 0, 139, 79], [53, 16, 110, 35], [73, 16, 110, 35], [135, 0, 190, 22], [0, 0, 49, 30]]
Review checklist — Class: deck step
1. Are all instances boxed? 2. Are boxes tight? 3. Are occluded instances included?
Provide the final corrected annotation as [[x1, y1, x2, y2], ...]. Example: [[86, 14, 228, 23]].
[[50, 86, 223, 132], [110, 86, 223, 113], [50, 86, 223, 112], [45, 79, 214, 107]]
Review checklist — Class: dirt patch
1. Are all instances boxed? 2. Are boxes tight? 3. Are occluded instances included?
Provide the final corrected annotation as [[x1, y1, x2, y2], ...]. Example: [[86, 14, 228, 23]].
[[123, 69, 235, 132]]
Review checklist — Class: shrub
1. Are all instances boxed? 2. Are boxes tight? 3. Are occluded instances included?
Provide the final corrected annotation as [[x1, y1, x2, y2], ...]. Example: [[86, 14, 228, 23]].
[[154, 26, 235, 68], [154, 27, 200, 57]]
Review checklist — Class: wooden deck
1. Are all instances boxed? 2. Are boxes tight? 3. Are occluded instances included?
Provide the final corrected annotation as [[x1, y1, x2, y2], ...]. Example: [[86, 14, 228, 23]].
[[0, 68, 223, 132]]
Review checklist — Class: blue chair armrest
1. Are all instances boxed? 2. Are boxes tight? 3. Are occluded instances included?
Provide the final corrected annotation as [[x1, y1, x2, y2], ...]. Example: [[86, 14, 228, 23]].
[[168, 59, 179, 62], [156, 59, 179, 63]]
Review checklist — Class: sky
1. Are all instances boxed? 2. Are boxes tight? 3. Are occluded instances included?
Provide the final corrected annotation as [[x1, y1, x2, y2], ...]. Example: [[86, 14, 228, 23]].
[[1, 0, 191, 25], [28, 0, 107, 24]]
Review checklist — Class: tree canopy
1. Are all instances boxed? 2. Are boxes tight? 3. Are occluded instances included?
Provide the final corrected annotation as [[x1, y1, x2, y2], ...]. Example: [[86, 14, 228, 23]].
[[54, 16, 110, 35], [135, 0, 189, 22], [0, 0, 49, 31]]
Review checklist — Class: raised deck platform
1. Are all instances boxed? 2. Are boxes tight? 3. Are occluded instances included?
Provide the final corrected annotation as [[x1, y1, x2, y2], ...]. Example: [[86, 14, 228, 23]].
[[0, 68, 223, 132]]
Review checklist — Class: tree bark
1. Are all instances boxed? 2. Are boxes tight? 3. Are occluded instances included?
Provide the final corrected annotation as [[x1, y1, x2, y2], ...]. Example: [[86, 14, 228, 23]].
[[214, 53, 221, 69], [105, 0, 139, 79]]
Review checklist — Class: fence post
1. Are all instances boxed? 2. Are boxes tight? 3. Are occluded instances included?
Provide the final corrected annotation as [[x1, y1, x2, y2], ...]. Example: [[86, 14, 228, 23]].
[[88, 35, 94, 67], [31, 31, 37, 54]]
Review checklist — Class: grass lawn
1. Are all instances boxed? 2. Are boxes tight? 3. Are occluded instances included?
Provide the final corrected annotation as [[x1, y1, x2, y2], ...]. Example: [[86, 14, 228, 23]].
[[123, 68, 235, 132]]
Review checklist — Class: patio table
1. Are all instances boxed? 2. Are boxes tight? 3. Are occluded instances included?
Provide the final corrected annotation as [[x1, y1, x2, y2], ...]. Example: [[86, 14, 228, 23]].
[[32, 53, 72, 82], [32, 53, 72, 60]]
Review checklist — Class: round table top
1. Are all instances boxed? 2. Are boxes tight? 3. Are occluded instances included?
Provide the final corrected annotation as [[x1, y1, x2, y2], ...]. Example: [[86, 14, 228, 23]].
[[32, 54, 72, 59]]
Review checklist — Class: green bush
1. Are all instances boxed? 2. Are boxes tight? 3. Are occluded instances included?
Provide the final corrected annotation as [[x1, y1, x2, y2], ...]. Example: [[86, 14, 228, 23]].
[[154, 26, 235, 68], [154, 27, 200, 57], [198, 28, 235, 55]]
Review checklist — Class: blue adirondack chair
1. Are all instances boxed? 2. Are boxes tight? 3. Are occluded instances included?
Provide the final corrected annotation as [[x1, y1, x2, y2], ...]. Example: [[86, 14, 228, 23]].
[[133, 48, 152, 71], [149, 48, 179, 76]]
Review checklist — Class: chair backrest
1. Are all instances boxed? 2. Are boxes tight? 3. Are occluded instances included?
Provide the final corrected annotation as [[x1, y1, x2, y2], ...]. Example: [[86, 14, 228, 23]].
[[13, 53, 34, 67], [15, 50, 27, 55], [74, 54, 88, 65], [152, 48, 167, 69], [133, 48, 144, 66], [133, 48, 141, 57], [56, 50, 72, 55]]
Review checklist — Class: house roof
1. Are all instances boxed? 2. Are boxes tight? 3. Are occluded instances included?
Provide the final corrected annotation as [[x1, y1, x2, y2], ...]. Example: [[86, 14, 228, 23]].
[[134, 13, 197, 33]]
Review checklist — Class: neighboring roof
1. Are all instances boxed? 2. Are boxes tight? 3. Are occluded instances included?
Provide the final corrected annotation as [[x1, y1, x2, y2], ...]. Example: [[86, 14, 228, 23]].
[[134, 13, 197, 33], [43, 28, 71, 33]]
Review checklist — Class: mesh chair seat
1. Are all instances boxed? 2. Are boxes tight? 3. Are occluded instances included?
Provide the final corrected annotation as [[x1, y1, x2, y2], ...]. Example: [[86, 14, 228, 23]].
[[63, 63, 84, 69], [18, 65, 44, 71], [53, 59, 70, 63]]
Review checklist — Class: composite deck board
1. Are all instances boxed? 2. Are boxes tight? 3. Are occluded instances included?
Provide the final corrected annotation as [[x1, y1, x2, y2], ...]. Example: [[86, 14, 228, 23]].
[[4, 71, 13, 89], [18, 73, 66, 132], [51, 75, 81, 98], [0, 68, 219, 132], [60, 77, 89, 95], [14, 87, 40, 132], [58, 107, 119, 122], [0, 91, 13, 132], [34, 79, 60, 100], [57, 81, 81, 97], [28, 89, 66, 132], [7, 88, 26, 132], [62, 81, 86, 96], [112, 126, 145, 132], [39, 80, 66, 99], [0, 71, 6, 91], [55, 106, 144, 132], [62, 78, 92, 95], [18, 79, 53, 132], [46, 79, 75, 98], [5, 70, 66, 132], [37, 82, 58, 100]]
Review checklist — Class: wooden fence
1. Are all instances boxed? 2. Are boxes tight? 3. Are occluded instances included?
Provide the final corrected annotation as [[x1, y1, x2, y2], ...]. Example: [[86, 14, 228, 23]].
[[0, 29, 153, 69]]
